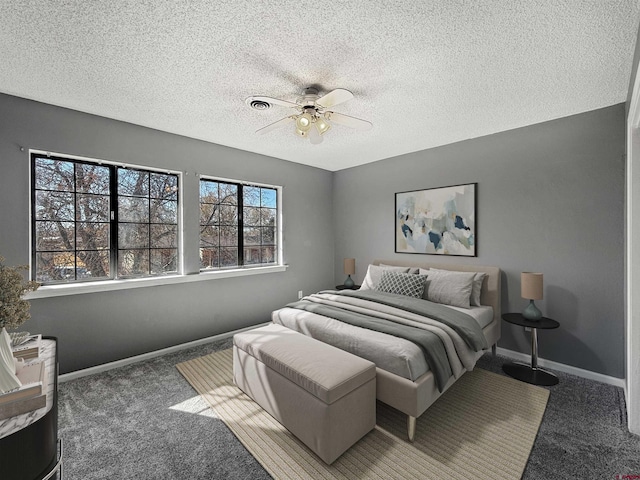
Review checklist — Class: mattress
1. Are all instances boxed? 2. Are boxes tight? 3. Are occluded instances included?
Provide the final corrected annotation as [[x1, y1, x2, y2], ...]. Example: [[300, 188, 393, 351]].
[[272, 301, 493, 382]]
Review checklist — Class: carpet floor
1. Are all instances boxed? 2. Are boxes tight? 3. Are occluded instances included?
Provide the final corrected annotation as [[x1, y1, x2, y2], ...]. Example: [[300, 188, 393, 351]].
[[58, 337, 640, 479], [177, 348, 548, 480]]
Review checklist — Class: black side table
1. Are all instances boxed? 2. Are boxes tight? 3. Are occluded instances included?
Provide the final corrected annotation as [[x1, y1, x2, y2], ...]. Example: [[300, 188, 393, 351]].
[[501, 313, 560, 386], [336, 284, 361, 290]]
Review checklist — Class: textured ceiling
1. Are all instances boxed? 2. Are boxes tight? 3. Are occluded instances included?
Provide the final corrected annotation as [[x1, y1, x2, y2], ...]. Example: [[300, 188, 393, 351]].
[[0, 1, 638, 171]]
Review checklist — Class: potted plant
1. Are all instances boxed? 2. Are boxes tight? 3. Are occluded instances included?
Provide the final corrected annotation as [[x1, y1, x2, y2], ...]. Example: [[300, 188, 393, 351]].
[[0, 256, 39, 332]]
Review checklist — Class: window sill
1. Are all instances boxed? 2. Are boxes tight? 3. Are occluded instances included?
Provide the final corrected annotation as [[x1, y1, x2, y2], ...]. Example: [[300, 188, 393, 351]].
[[26, 265, 288, 299]]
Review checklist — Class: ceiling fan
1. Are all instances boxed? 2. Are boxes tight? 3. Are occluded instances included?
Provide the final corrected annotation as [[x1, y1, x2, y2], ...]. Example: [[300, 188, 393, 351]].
[[245, 87, 372, 144]]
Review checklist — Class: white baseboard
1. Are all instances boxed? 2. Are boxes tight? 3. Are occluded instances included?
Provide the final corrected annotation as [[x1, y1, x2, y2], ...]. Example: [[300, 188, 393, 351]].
[[59, 322, 270, 383], [59, 331, 627, 390], [496, 347, 626, 389]]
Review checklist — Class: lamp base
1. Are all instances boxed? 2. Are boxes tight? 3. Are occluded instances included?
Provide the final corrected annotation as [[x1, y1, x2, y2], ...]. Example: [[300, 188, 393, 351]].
[[522, 300, 542, 321], [344, 275, 354, 288]]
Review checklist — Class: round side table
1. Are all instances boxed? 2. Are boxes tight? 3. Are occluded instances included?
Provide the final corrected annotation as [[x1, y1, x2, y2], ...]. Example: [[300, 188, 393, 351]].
[[501, 313, 560, 386]]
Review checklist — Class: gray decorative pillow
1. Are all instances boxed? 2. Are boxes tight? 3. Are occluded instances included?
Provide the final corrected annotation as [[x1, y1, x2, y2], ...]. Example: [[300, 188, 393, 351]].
[[429, 268, 486, 306], [420, 269, 475, 308], [360, 264, 411, 290], [375, 271, 427, 298]]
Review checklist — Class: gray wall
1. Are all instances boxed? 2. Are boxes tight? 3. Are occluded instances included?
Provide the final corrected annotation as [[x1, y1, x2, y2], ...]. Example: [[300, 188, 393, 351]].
[[334, 104, 626, 378], [0, 93, 335, 374]]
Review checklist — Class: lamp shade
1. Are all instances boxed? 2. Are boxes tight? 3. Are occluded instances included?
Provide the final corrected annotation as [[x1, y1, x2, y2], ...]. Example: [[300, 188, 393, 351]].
[[343, 258, 355, 276], [521, 272, 543, 300]]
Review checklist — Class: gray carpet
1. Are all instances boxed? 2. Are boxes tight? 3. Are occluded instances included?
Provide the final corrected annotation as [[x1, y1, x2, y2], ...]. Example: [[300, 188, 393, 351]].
[[58, 338, 640, 479]]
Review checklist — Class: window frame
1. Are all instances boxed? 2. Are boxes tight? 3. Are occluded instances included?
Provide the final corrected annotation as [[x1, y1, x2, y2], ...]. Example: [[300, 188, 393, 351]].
[[30, 151, 182, 284], [26, 151, 286, 298], [199, 175, 282, 272]]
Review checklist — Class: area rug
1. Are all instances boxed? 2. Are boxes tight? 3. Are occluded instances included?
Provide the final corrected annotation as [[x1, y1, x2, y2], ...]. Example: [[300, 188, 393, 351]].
[[177, 349, 549, 480]]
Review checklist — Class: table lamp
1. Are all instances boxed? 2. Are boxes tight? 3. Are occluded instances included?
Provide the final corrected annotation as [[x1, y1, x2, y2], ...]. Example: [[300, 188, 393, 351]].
[[343, 258, 355, 288], [521, 272, 543, 321]]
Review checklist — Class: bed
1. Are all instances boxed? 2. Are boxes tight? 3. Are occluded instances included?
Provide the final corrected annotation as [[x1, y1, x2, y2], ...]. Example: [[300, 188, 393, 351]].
[[272, 259, 501, 441]]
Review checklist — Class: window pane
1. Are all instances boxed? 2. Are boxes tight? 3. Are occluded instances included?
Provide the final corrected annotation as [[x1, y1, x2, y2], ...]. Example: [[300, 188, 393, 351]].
[[150, 173, 178, 200], [261, 188, 277, 208], [261, 246, 276, 264], [151, 249, 177, 274], [219, 247, 238, 267], [200, 203, 219, 225], [118, 224, 149, 249], [243, 227, 260, 246], [119, 196, 149, 222], [76, 163, 110, 194], [150, 224, 177, 248], [35, 191, 75, 221], [118, 249, 150, 276], [200, 248, 219, 269], [219, 226, 237, 246], [36, 221, 74, 251], [76, 223, 110, 250], [243, 207, 260, 226], [150, 199, 177, 224], [243, 186, 261, 207], [200, 181, 218, 202], [262, 227, 275, 245], [76, 194, 109, 222], [77, 250, 110, 278], [244, 247, 262, 265], [118, 169, 149, 196], [260, 208, 276, 227], [35, 252, 59, 282], [200, 226, 219, 247], [35, 157, 74, 192], [219, 183, 237, 203], [219, 205, 237, 224]]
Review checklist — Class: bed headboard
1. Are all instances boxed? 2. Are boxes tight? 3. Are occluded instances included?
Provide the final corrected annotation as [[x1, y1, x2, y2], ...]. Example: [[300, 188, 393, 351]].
[[372, 259, 501, 322]]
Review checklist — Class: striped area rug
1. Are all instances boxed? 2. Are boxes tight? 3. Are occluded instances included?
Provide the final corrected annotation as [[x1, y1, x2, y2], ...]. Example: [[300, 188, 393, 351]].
[[177, 349, 549, 480]]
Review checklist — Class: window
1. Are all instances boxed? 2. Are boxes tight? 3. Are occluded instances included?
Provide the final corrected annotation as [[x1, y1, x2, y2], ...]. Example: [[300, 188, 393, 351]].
[[32, 154, 179, 283], [200, 179, 278, 270]]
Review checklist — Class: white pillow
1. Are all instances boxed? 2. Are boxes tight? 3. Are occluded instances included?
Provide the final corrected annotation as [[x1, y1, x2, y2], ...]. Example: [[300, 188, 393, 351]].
[[418, 269, 475, 309], [429, 268, 487, 306], [360, 264, 411, 290], [379, 263, 420, 274]]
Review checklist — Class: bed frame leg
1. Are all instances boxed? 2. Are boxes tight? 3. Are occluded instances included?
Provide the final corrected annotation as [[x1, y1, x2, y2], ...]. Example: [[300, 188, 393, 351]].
[[492, 343, 497, 356], [407, 415, 416, 442]]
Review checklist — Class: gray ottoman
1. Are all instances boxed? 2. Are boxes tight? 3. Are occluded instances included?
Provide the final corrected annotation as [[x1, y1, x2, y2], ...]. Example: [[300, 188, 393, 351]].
[[233, 323, 376, 464]]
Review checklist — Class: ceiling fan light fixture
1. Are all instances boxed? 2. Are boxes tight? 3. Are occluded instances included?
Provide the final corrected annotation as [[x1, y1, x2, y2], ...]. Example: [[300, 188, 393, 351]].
[[315, 117, 331, 135], [295, 112, 313, 131], [295, 128, 307, 137]]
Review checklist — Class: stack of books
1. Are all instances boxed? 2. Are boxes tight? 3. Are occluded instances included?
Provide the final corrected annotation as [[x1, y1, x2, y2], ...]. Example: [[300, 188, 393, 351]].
[[0, 359, 47, 420], [11, 334, 41, 361], [0, 331, 46, 421]]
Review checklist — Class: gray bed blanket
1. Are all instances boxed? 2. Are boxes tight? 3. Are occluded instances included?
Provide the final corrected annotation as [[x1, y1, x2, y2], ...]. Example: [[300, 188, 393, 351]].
[[287, 299, 453, 391], [286, 290, 487, 391], [335, 290, 488, 351]]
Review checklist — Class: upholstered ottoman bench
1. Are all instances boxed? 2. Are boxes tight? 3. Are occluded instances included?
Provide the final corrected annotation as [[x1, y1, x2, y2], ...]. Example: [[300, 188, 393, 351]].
[[233, 323, 376, 464]]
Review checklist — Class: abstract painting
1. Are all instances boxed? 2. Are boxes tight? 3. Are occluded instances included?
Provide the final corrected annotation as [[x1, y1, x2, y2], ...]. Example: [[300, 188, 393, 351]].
[[395, 183, 477, 256]]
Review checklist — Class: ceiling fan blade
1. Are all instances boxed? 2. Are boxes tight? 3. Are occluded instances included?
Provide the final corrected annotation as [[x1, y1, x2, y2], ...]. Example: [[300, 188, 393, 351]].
[[324, 111, 372, 131], [308, 125, 323, 144], [246, 95, 299, 109], [255, 116, 296, 135], [316, 89, 353, 108]]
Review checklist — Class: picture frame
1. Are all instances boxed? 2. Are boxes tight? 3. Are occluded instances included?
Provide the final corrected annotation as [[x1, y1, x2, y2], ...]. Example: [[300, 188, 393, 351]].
[[395, 183, 477, 257]]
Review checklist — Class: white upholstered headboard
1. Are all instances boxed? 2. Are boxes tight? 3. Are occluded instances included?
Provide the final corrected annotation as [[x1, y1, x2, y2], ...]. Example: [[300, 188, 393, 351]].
[[372, 259, 501, 323]]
